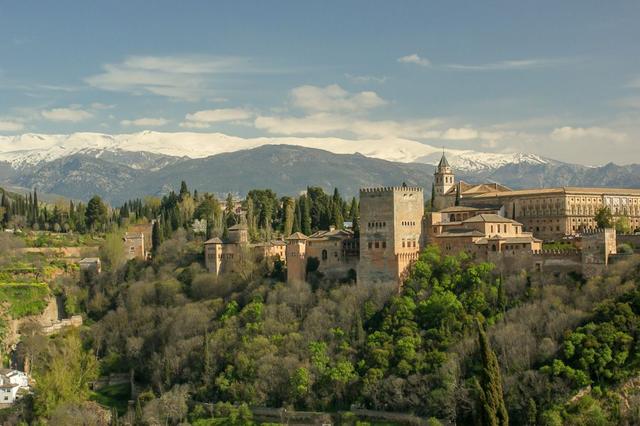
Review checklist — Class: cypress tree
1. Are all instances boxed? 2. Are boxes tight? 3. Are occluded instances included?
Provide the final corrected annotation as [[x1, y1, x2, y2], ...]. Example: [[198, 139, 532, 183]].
[[292, 199, 302, 234], [332, 201, 344, 229], [430, 182, 436, 210], [455, 182, 461, 206], [301, 195, 312, 235], [33, 188, 38, 220], [179, 180, 190, 201], [348, 197, 358, 221], [282, 197, 295, 236], [151, 220, 162, 255], [225, 193, 236, 227], [1, 190, 10, 226], [475, 320, 509, 426]]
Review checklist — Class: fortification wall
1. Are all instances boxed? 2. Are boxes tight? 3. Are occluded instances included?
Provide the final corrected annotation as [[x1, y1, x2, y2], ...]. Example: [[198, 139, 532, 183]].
[[617, 234, 640, 248]]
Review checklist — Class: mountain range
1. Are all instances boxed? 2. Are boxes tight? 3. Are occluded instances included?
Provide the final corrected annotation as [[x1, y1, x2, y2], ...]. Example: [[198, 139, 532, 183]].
[[0, 131, 638, 205]]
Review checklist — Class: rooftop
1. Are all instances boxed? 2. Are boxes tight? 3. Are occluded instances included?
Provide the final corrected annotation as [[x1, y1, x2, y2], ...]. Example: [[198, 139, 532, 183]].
[[228, 223, 249, 231], [465, 186, 640, 199], [309, 228, 354, 240], [462, 214, 520, 224], [204, 237, 223, 244], [287, 232, 308, 240], [437, 230, 486, 238], [437, 153, 450, 169]]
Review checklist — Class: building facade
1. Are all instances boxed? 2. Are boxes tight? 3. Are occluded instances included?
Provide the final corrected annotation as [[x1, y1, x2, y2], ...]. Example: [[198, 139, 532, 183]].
[[358, 186, 424, 284], [204, 224, 286, 276], [285, 228, 359, 283], [432, 152, 640, 240]]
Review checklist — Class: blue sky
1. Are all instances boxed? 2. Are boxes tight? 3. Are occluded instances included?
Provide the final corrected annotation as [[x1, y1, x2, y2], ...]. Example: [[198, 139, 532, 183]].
[[1, 1, 639, 164]]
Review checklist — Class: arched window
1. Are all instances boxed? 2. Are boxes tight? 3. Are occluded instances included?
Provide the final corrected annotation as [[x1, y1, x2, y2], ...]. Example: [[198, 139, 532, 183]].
[[322, 250, 328, 260]]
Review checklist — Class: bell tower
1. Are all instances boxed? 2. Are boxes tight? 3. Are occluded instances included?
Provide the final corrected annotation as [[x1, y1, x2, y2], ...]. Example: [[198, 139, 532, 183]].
[[434, 152, 455, 196]]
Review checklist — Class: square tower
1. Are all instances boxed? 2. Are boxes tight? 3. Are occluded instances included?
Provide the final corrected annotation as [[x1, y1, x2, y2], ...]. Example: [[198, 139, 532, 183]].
[[358, 186, 424, 284]]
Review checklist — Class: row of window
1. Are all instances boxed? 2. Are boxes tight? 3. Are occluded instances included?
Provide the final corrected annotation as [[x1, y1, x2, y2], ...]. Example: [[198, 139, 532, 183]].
[[402, 240, 417, 248], [367, 241, 387, 249], [436, 176, 454, 184], [401, 221, 417, 226], [367, 221, 387, 228], [489, 224, 511, 233]]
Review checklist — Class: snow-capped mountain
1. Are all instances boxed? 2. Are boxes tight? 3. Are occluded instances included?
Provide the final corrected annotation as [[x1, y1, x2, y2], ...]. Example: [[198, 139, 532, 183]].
[[0, 131, 549, 172]]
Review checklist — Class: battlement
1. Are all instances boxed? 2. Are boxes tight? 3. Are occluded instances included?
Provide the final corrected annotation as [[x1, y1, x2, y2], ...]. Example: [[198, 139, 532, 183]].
[[580, 228, 615, 236], [536, 249, 581, 256], [360, 186, 423, 194]]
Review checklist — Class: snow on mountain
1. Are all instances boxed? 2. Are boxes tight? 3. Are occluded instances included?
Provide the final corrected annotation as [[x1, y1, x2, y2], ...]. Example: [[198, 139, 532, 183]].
[[0, 131, 549, 172]]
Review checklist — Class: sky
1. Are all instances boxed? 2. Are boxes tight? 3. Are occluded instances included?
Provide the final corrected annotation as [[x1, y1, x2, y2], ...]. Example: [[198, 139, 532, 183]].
[[0, 0, 639, 165]]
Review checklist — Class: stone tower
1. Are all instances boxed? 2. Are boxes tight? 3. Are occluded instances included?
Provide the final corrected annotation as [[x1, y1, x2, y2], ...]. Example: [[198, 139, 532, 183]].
[[433, 152, 455, 211], [286, 232, 308, 283], [358, 186, 424, 285], [581, 228, 617, 278], [204, 237, 223, 275]]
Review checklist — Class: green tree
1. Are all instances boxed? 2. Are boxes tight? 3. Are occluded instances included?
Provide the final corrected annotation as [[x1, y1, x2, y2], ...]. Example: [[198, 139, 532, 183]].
[[85, 195, 108, 232], [615, 215, 632, 234], [475, 320, 508, 426], [100, 231, 126, 269], [33, 333, 99, 418], [594, 206, 614, 229]]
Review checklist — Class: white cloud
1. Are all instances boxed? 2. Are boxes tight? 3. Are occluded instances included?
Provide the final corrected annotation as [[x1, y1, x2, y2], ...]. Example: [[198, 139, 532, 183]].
[[442, 127, 479, 140], [180, 108, 253, 128], [290, 84, 386, 113], [186, 108, 252, 123], [179, 121, 211, 129], [41, 107, 93, 122], [397, 54, 431, 67], [121, 117, 169, 127], [344, 73, 388, 84], [0, 120, 24, 132], [255, 113, 349, 135], [91, 102, 115, 110], [447, 58, 568, 71], [550, 126, 627, 143], [254, 113, 444, 139], [85, 55, 247, 101]]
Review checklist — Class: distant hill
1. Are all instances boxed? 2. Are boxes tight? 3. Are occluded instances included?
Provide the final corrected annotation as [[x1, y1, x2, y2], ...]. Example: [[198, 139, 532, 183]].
[[5, 144, 640, 205]]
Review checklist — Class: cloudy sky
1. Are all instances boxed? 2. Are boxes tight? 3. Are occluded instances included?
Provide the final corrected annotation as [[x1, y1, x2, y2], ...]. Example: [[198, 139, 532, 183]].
[[0, 1, 639, 165]]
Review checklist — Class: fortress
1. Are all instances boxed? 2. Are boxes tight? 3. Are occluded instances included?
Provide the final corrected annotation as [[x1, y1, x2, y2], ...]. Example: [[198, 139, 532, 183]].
[[205, 153, 640, 285]]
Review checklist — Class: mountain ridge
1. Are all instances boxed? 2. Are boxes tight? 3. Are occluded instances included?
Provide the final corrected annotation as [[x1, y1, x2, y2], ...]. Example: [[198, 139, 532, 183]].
[[0, 131, 552, 172], [3, 144, 639, 205]]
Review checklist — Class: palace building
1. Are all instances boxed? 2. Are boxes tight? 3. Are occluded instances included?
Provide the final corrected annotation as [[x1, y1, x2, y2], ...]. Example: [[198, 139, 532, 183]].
[[432, 153, 640, 240], [206, 152, 637, 286]]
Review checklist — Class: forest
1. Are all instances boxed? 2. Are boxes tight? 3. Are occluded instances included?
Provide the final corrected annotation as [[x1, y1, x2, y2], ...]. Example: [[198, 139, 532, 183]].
[[0, 183, 639, 425]]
